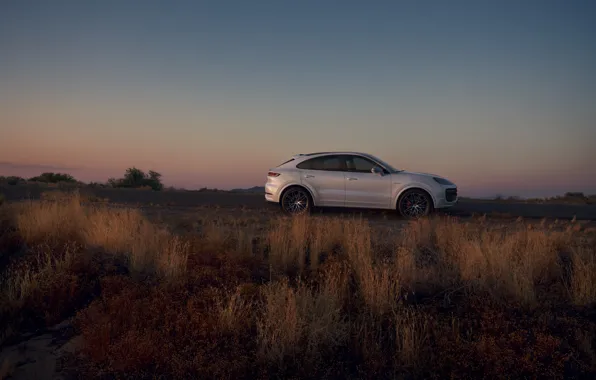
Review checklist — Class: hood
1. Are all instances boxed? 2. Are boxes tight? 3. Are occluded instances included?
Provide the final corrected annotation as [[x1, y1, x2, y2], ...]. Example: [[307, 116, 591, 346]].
[[398, 170, 456, 186], [400, 170, 441, 178]]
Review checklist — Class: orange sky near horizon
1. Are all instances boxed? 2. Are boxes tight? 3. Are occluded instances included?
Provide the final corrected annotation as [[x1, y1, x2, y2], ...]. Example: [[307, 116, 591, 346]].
[[1, 92, 595, 197]]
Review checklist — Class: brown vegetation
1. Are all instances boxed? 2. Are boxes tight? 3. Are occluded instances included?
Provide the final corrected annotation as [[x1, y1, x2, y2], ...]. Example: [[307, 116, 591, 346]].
[[0, 192, 595, 379]]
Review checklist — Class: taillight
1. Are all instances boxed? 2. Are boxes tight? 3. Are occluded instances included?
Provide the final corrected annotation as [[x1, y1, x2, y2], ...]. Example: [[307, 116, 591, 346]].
[[267, 171, 281, 177]]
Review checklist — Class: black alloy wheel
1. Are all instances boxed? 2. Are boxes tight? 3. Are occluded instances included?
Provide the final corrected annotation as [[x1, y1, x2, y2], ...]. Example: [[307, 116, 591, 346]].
[[398, 189, 432, 219], [281, 187, 311, 215]]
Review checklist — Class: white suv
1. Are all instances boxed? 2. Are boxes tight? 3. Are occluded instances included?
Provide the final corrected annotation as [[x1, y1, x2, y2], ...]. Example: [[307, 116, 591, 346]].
[[265, 151, 458, 218]]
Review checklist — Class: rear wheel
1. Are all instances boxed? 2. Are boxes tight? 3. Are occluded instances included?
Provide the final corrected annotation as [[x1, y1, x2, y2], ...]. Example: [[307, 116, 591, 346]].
[[397, 189, 432, 219], [280, 187, 311, 216]]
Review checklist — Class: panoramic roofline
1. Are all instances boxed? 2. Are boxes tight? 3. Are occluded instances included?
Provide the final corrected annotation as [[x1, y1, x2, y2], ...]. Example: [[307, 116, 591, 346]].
[[290, 151, 402, 173], [293, 151, 374, 157]]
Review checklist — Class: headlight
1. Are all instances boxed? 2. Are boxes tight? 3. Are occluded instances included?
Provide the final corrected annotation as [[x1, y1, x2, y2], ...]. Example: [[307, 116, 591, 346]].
[[433, 177, 454, 186]]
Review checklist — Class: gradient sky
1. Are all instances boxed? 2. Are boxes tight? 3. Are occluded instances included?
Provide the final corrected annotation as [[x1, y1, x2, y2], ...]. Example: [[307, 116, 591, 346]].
[[1, 0, 595, 197]]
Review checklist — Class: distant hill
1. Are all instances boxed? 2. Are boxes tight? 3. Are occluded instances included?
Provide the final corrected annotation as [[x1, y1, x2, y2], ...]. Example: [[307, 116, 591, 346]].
[[230, 186, 265, 193]]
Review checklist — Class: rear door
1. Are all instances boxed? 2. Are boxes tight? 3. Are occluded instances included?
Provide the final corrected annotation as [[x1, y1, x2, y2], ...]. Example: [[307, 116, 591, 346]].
[[297, 155, 346, 207], [343, 155, 392, 208]]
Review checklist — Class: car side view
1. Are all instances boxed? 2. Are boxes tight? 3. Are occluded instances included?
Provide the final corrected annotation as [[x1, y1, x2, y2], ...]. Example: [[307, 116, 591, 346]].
[[265, 151, 458, 218]]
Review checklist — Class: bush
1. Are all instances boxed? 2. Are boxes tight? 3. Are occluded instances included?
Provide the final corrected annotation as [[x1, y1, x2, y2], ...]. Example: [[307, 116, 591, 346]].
[[108, 167, 164, 191], [28, 172, 77, 184], [0, 193, 4, 206], [88, 182, 109, 188], [564, 192, 585, 198]]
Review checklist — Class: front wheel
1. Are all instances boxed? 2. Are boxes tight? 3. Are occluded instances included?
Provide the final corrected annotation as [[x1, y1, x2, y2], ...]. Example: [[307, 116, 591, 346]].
[[397, 189, 433, 219], [280, 187, 311, 216]]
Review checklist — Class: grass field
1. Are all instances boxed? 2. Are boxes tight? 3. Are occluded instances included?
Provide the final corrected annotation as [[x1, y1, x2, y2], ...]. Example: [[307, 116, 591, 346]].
[[1, 191, 596, 379]]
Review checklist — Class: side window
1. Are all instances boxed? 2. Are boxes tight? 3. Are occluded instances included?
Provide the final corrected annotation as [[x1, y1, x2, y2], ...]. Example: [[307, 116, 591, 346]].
[[346, 156, 377, 173], [296, 155, 344, 171], [296, 160, 311, 170]]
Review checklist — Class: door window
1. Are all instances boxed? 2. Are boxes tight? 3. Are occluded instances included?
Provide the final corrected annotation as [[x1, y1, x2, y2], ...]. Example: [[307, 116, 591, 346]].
[[296, 155, 344, 171], [345, 156, 378, 173]]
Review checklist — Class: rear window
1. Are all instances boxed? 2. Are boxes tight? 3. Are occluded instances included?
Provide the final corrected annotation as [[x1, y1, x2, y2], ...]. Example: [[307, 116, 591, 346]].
[[296, 155, 344, 171]]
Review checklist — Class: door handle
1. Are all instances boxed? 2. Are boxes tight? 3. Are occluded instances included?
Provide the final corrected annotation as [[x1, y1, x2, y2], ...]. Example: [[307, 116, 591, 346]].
[[347, 177, 358, 181], [305, 175, 315, 178]]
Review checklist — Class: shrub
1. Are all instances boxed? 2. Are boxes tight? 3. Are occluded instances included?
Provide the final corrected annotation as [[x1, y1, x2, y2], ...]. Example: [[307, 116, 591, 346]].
[[28, 172, 77, 183], [564, 192, 585, 198], [108, 167, 164, 191], [88, 182, 108, 188]]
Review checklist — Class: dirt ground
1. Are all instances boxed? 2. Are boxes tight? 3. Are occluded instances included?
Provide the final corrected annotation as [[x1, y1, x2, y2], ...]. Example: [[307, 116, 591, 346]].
[[0, 320, 80, 380]]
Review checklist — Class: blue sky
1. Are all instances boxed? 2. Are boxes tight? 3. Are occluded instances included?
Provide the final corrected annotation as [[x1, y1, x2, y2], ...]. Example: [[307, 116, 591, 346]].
[[1, 0, 595, 197]]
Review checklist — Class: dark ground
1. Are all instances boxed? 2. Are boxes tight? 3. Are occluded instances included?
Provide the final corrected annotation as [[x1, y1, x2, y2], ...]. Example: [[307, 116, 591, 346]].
[[2, 183, 596, 220]]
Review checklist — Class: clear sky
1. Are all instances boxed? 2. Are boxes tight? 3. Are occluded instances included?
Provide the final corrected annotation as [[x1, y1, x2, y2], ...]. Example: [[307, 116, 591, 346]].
[[1, 0, 595, 197]]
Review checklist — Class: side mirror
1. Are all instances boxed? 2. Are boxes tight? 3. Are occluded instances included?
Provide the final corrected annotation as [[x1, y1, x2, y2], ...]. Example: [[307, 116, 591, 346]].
[[371, 166, 383, 176]]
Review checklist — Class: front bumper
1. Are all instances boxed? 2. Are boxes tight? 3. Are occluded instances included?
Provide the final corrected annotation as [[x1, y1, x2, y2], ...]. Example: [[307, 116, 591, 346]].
[[435, 186, 458, 209]]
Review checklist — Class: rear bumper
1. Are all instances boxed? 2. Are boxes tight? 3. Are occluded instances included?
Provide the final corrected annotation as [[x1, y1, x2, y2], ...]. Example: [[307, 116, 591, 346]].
[[265, 183, 281, 203]]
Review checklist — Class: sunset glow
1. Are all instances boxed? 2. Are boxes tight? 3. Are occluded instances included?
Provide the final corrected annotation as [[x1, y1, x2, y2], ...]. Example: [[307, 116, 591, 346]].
[[1, 1, 595, 197]]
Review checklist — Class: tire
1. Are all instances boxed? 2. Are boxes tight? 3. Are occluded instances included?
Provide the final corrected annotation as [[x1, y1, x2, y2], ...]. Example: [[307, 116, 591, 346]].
[[280, 187, 312, 216], [397, 189, 433, 219]]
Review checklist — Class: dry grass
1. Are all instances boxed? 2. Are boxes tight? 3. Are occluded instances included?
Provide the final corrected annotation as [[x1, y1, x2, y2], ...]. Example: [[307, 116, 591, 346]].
[[1, 191, 595, 378], [569, 246, 596, 306], [12, 192, 189, 280], [266, 215, 345, 276], [257, 276, 349, 365], [390, 218, 575, 306], [393, 308, 431, 369]]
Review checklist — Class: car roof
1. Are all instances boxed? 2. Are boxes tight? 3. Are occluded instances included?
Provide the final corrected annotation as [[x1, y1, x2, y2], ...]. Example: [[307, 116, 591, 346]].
[[292, 151, 375, 159]]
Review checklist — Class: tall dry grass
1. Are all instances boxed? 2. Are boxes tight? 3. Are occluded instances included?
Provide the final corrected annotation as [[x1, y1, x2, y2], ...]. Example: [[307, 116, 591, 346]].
[[393, 218, 577, 306], [393, 308, 431, 369], [257, 276, 349, 364], [267, 215, 345, 276], [5, 241, 79, 310], [569, 246, 596, 306], [1, 193, 191, 344], [265, 215, 590, 311], [12, 192, 189, 280], [2, 191, 595, 378], [14, 195, 87, 243]]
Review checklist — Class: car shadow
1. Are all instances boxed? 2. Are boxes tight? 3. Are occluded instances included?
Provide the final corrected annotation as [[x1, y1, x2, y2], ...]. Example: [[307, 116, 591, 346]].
[[262, 200, 458, 221], [308, 206, 456, 221]]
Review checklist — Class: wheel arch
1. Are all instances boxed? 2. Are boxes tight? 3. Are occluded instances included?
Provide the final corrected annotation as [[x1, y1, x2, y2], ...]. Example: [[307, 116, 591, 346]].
[[279, 184, 316, 206], [395, 186, 437, 210]]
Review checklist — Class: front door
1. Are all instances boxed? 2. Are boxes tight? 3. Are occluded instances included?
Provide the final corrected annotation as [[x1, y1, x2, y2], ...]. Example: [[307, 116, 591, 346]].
[[343, 155, 392, 208]]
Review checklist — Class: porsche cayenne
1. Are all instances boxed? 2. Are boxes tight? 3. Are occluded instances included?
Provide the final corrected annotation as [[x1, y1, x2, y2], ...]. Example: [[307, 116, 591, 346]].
[[264, 151, 458, 218]]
